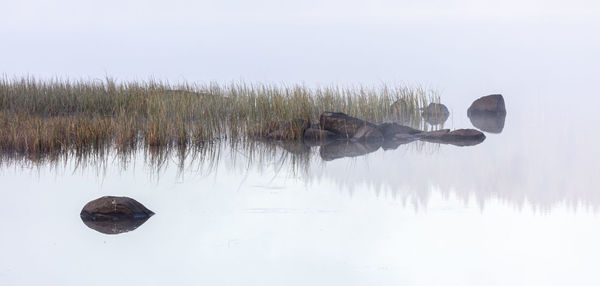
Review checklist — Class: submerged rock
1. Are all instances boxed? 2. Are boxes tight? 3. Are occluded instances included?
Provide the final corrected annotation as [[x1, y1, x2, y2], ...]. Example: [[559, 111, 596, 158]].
[[468, 94, 506, 133], [80, 196, 154, 235], [320, 112, 378, 139], [352, 125, 384, 141], [377, 122, 421, 139], [422, 103, 450, 125], [303, 124, 339, 144], [419, 129, 486, 146], [261, 119, 310, 140], [320, 140, 381, 161]]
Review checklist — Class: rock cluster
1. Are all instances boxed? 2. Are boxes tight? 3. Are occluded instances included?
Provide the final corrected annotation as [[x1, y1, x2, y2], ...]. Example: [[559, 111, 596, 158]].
[[260, 93, 507, 160]]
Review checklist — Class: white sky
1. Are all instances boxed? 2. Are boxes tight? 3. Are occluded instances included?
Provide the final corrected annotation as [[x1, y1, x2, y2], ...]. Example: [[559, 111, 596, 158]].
[[1, 0, 599, 87]]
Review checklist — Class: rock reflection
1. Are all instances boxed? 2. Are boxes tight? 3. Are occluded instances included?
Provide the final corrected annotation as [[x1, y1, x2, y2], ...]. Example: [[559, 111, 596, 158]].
[[320, 140, 382, 161], [468, 113, 506, 133], [5, 122, 597, 213], [80, 196, 154, 235]]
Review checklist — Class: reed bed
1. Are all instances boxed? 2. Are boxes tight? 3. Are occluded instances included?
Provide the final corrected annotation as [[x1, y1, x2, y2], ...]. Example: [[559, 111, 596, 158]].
[[0, 77, 439, 155]]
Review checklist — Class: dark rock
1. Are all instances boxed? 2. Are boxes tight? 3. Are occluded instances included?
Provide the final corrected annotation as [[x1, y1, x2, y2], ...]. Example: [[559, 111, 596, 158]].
[[468, 94, 506, 133], [320, 140, 382, 161], [377, 122, 422, 139], [419, 129, 486, 146], [418, 129, 451, 139], [319, 112, 377, 139], [352, 125, 384, 142], [80, 196, 154, 235], [422, 103, 450, 125], [468, 94, 506, 115], [261, 119, 310, 140]]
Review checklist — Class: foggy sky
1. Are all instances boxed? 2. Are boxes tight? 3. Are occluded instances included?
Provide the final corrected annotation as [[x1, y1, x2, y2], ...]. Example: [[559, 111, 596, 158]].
[[1, 0, 599, 88]]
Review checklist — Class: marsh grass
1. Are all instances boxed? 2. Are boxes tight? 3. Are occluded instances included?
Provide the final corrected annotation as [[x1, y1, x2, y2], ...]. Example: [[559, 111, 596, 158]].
[[0, 77, 439, 155]]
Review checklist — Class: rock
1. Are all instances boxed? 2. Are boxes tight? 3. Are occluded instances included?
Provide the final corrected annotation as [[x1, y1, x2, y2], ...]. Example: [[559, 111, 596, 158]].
[[319, 112, 377, 139], [80, 196, 154, 235], [261, 119, 310, 140], [419, 129, 486, 146], [352, 125, 384, 141], [468, 94, 506, 115], [418, 129, 451, 139], [468, 94, 506, 133], [377, 122, 422, 139], [320, 140, 382, 161], [422, 103, 450, 125]]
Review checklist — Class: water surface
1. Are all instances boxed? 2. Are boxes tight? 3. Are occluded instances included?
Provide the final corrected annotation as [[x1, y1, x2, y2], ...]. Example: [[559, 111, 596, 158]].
[[1, 90, 599, 285]]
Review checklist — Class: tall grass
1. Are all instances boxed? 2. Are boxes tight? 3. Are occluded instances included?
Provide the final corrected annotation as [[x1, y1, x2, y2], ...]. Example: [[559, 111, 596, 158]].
[[0, 77, 439, 154]]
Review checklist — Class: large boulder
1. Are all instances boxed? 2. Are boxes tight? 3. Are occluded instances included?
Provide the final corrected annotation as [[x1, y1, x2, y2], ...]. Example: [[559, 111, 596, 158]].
[[419, 129, 486, 146], [80, 196, 154, 235], [320, 112, 378, 139], [320, 140, 382, 161], [468, 94, 506, 133], [422, 103, 450, 125]]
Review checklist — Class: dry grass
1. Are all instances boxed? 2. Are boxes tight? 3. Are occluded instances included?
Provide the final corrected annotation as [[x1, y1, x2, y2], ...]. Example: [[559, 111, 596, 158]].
[[0, 77, 439, 155]]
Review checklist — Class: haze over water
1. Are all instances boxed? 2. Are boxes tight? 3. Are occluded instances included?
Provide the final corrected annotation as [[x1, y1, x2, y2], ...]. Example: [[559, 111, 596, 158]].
[[1, 1, 600, 285]]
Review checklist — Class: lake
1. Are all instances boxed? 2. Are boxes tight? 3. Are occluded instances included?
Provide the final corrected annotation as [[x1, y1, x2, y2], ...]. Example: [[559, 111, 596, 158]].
[[2, 1, 600, 284], [1, 86, 599, 286]]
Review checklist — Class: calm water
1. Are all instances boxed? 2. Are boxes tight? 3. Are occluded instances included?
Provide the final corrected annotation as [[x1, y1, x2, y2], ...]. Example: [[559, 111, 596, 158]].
[[3, 1, 600, 284], [1, 89, 599, 285]]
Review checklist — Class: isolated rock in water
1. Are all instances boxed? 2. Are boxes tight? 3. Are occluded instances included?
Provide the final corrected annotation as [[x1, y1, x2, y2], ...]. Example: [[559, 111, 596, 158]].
[[377, 122, 422, 139], [320, 140, 381, 161], [468, 94, 506, 115], [352, 125, 384, 141], [468, 94, 506, 133], [419, 129, 485, 146], [320, 112, 377, 139], [80, 196, 154, 235], [422, 103, 450, 125], [261, 119, 310, 140]]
